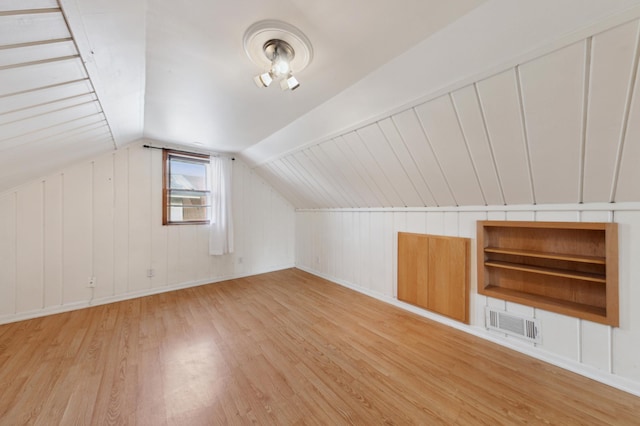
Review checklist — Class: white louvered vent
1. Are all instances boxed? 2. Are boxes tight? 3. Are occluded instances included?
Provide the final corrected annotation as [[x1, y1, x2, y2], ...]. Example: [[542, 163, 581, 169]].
[[485, 307, 541, 343]]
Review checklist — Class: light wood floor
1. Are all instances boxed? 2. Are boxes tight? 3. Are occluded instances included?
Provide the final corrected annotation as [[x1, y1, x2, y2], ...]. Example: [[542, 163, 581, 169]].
[[1, 269, 639, 425]]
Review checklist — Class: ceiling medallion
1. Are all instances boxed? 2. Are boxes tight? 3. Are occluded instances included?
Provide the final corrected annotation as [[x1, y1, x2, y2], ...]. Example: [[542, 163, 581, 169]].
[[243, 20, 313, 91]]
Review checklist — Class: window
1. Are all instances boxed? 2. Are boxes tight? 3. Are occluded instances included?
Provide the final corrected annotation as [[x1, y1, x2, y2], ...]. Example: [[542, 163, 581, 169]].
[[163, 150, 211, 225]]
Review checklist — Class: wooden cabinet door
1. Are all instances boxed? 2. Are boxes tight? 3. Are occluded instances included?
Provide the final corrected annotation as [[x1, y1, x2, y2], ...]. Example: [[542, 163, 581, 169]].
[[427, 236, 469, 323], [398, 232, 469, 324], [397, 232, 428, 306]]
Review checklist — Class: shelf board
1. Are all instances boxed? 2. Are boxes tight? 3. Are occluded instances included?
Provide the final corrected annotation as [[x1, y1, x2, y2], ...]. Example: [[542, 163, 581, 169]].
[[484, 261, 606, 283], [484, 247, 605, 264], [482, 285, 607, 319]]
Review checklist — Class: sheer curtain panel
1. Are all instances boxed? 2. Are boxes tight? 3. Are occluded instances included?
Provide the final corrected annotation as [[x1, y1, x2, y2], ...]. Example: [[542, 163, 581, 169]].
[[209, 157, 234, 255]]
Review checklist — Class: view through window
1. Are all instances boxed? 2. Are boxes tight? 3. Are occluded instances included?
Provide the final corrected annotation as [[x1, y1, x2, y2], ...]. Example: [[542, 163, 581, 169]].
[[163, 150, 211, 225]]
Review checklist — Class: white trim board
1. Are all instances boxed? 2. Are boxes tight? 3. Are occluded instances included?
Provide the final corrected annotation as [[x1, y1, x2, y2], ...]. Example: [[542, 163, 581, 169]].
[[0, 263, 295, 326]]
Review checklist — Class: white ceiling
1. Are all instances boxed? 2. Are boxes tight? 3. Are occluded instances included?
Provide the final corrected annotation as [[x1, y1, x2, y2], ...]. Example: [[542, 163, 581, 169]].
[[2, 0, 640, 206]]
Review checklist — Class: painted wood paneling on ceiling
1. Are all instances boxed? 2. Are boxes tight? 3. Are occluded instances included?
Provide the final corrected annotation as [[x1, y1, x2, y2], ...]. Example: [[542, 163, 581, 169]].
[[256, 18, 640, 209], [0, 0, 115, 191]]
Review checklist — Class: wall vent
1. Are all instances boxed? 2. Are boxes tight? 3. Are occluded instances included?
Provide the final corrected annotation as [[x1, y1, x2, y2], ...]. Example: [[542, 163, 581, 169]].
[[485, 307, 541, 343]]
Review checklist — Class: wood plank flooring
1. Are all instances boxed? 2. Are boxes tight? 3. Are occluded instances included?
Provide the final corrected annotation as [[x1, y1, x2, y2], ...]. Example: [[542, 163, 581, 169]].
[[0, 268, 639, 425]]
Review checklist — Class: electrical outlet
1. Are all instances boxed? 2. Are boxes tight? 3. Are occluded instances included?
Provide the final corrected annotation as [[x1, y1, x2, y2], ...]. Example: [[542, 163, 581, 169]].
[[88, 277, 96, 288], [238, 257, 243, 264], [147, 269, 155, 278]]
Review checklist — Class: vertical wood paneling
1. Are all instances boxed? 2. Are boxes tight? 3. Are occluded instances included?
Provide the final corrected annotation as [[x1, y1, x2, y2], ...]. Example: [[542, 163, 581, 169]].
[[451, 86, 504, 205], [363, 212, 390, 294], [443, 212, 458, 237], [392, 211, 407, 299], [195, 224, 210, 281], [257, 178, 271, 271], [260, 162, 308, 208], [583, 20, 640, 202], [405, 212, 426, 234], [309, 145, 362, 208], [128, 146, 152, 292], [178, 222, 197, 283], [324, 138, 379, 207], [92, 155, 115, 298], [392, 109, 455, 206], [415, 96, 484, 206], [0, 196, 16, 316], [150, 149, 168, 287], [166, 226, 181, 286], [43, 175, 62, 307], [265, 187, 279, 270], [426, 212, 444, 235], [232, 162, 246, 276], [113, 148, 129, 295], [576, 210, 612, 371], [581, 321, 611, 372], [62, 163, 91, 304], [378, 118, 435, 206], [476, 70, 533, 205], [536, 310, 580, 361], [283, 156, 331, 208], [333, 213, 344, 281], [382, 212, 394, 298], [342, 212, 356, 285], [612, 210, 640, 381], [244, 170, 262, 270], [290, 151, 342, 208], [459, 211, 487, 325], [352, 126, 404, 207], [359, 123, 422, 207], [519, 41, 585, 204], [615, 49, 640, 201], [341, 133, 390, 207], [0, 142, 294, 324], [16, 182, 43, 312], [299, 149, 353, 208]]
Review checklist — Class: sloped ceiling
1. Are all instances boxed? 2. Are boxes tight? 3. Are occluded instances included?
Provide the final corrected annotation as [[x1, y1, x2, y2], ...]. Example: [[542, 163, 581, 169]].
[[0, 0, 118, 190], [2, 0, 640, 208], [0, 0, 485, 192], [254, 8, 640, 208]]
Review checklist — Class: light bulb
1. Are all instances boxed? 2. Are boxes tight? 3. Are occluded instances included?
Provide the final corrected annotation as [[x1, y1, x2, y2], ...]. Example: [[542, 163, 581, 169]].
[[271, 59, 290, 76]]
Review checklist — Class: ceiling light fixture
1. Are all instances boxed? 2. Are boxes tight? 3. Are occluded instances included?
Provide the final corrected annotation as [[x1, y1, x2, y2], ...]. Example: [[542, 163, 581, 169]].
[[244, 20, 313, 92]]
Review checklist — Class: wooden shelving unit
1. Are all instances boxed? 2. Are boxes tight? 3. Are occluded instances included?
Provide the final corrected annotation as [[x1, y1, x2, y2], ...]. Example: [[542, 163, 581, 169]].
[[477, 221, 618, 326]]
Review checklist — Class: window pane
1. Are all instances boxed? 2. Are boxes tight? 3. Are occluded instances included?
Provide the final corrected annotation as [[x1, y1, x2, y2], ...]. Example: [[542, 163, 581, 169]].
[[167, 190, 210, 222], [169, 158, 207, 191], [168, 190, 210, 206], [162, 150, 211, 225], [168, 206, 209, 222]]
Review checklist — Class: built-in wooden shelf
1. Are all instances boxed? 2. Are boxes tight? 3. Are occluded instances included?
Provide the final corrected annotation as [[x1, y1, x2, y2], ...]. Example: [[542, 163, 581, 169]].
[[477, 221, 618, 326], [484, 261, 606, 283], [483, 285, 607, 320], [484, 247, 606, 264]]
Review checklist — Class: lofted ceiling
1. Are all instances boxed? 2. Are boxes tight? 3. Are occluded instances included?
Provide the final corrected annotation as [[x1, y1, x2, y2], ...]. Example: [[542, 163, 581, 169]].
[[257, 17, 640, 208], [2, 0, 640, 207]]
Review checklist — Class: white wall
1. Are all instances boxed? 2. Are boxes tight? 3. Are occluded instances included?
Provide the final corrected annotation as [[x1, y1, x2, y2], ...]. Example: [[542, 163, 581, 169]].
[[295, 206, 640, 396], [0, 141, 295, 324]]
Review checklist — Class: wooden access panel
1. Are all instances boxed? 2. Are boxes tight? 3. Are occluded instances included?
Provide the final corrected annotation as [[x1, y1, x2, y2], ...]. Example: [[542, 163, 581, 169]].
[[398, 232, 470, 323]]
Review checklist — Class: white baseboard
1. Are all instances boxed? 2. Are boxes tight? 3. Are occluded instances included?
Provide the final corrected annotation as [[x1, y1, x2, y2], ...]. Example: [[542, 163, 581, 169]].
[[0, 263, 295, 326], [296, 265, 640, 398]]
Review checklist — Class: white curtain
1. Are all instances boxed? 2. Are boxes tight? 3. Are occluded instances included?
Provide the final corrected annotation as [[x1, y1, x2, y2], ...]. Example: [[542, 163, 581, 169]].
[[209, 156, 234, 255]]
